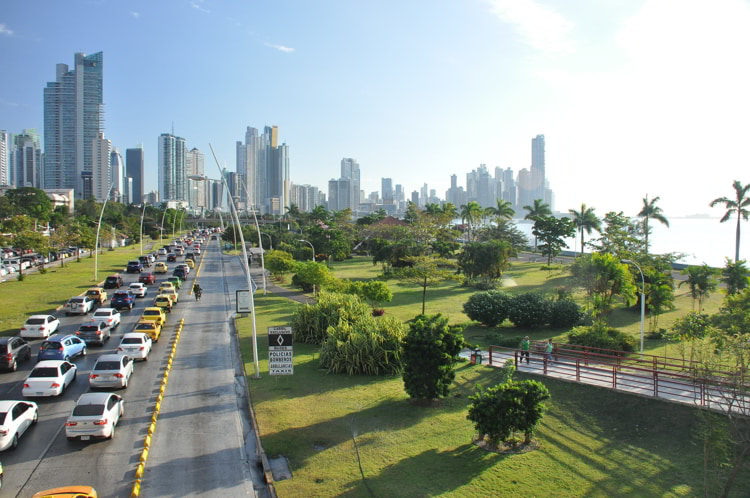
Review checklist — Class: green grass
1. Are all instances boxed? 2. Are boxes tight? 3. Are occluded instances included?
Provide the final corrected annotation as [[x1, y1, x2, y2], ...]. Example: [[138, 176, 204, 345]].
[[239, 293, 746, 497], [0, 245, 147, 335]]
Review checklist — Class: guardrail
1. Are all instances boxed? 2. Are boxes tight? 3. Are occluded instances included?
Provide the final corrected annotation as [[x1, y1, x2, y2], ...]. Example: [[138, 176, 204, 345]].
[[488, 344, 750, 414]]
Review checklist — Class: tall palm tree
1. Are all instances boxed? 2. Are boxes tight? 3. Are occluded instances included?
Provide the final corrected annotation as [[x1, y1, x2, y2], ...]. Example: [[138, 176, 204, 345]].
[[568, 203, 601, 256], [523, 199, 551, 250], [638, 195, 669, 254], [488, 199, 515, 222], [460, 201, 482, 241], [710, 180, 750, 262]]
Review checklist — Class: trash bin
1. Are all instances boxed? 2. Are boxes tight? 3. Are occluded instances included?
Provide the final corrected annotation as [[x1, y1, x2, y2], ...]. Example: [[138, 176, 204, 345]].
[[470, 351, 477, 365], [474, 348, 483, 365]]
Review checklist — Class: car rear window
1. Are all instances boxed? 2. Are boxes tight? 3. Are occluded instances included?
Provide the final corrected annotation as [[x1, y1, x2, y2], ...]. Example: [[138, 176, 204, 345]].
[[79, 325, 99, 332], [114, 292, 129, 297], [86, 290, 98, 295], [143, 310, 159, 316], [121, 337, 142, 344], [40, 342, 61, 350], [93, 311, 111, 317], [129, 284, 141, 288], [72, 404, 104, 417], [26, 318, 44, 325], [94, 361, 120, 370], [135, 323, 154, 331], [70, 298, 84, 303], [29, 367, 58, 377], [106, 276, 118, 282]]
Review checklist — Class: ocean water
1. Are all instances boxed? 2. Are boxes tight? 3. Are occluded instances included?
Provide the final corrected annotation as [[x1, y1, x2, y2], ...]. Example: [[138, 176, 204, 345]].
[[511, 218, 748, 268]]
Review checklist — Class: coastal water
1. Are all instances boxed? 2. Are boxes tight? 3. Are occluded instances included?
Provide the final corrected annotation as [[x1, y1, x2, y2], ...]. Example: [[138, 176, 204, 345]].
[[512, 218, 747, 268]]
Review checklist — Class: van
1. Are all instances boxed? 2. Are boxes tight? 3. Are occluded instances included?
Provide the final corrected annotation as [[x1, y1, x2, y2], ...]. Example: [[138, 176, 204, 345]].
[[138, 255, 151, 268]]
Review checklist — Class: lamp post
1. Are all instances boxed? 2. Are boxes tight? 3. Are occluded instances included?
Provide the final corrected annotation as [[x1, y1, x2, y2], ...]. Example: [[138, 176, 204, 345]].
[[298, 239, 315, 261], [94, 182, 116, 282], [260, 232, 273, 250], [238, 177, 267, 294], [159, 206, 168, 248], [622, 259, 645, 357], [139, 203, 147, 256]]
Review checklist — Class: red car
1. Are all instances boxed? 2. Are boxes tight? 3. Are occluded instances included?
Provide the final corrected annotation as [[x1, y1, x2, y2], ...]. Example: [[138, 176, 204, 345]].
[[139, 272, 156, 285]]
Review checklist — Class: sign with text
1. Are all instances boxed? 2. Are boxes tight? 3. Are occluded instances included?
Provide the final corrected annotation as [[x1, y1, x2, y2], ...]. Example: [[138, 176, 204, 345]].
[[236, 290, 251, 314], [268, 326, 293, 375]]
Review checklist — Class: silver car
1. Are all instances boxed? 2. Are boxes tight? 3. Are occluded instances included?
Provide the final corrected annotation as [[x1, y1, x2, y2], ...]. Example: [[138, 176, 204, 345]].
[[89, 354, 134, 389], [116, 333, 152, 361], [65, 392, 124, 441], [65, 296, 95, 316]]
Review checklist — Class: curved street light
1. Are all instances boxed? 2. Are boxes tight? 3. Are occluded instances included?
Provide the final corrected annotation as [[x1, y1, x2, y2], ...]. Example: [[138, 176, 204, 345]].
[[298, 239, 315, 261], [621, 258, 645, 358], [94, 182, 116, 282], [260, 232, 273, 250], [139, 203, 147, 256], [159, 206, 168, 248]]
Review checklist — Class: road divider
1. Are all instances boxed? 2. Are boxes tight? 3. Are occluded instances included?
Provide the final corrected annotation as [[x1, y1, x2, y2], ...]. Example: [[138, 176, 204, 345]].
[[131, 317, 184, 497]]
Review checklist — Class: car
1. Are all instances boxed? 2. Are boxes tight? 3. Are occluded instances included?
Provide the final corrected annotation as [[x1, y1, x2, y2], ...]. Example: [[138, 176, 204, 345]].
[[64, 296, 95, 316], [185, 258, 195, 269], [0, 400, 38, 450], [159, 282, 176, 293], [147, 254, 156, 264], [76, 323, 110, 346], [89, 354, 134, 389], [193, 247, 201, 256], [128, 282, 148, 297], [85, 288, 108, 306], [139, 271, 156, 285], [172, 267, 187, 281], [37, 335, 87, 362], [110, 290, 136, 311], [116, 332, 152, 360], [32, 486, 98, 498], [166, 276, 182, 289], [167, 253, 177, 262], [174, 247, 184, 256], [158, 248, 167, 255], [138, 255, 151, 268], [20, 315, 60, 339], [65, 392, 124, 441], [0, 337, 31, 371], [126, 260, 143, 273], [153, 262, 168, 274], [177, 263, 191, 273], [153, 295, 173, 313], [140, 307, 167, 327], [88, 308, 121, 330], [22, 360, 77, 397], [161, 288, 179, 305], [185, 253, 196, 261], [133, 321, 161, 343], [103, 274, 124, 289]]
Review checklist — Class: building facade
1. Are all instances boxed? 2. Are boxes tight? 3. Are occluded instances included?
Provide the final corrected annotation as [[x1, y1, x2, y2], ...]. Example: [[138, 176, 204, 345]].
[[0, 130, 9, 186], [11, 129, 42, 189], [158, 133, 186, 203], [91, 132, 111, 201], [125, 146, 144, 205]]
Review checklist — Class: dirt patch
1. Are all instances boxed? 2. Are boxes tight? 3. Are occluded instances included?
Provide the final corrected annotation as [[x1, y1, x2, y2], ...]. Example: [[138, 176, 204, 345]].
[[501, 277, 518, 287], [473, 436, 540, 454]]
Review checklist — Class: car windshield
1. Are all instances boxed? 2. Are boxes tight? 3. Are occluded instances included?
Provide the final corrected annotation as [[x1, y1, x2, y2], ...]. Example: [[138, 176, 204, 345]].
[[121, 337, 142, 344], [29, 367, 58, 377], [94, 361, 120, 370], [26, 318, 44, 325], [40, 342, 61, 350], [72, 404, 104, 417], [79, 325, 99, 332]]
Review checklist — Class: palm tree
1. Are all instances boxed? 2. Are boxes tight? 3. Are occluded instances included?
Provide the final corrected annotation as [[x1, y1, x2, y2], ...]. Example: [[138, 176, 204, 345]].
[[488, 199, 515, 222], [568, 203, 601, 256], [710, 180, 750, 262], [459, 201, 482, 242], [523, 199, 551, 250], [638, 195, 669, 254], [441, 202, 458, 220]]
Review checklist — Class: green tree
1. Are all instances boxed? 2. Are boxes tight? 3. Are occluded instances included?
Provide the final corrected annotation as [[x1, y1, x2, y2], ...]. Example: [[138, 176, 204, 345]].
[[570, 253, 637, 316], [4, 187, 54, 222], [460, 201, 483, 242], [679, 264, 719, 311], [293, 261, 331, 295], [711, 288, 750, 338], [638, 195, 669, 255], [402, 314, 464, 402], [523, 199, 551, 249], [264, 250, 296, 283], [532, 216, 576, 266], [475, 220, 529, 252], [722, 258, 749, 295], [351, 280, 393, 310], [487, 199, 515, 222], [457, 240, 513, 283], [441, 202, 458, 222], [590, 211, 645, 257], [709, 180, 750, 263], [568, 203, 601, 256], [13, 230, 48, 278], [394, 255, 459, 315]]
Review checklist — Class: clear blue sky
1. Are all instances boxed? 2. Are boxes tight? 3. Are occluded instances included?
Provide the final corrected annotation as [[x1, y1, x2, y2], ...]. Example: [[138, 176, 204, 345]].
[[2, 0, 750, 216]]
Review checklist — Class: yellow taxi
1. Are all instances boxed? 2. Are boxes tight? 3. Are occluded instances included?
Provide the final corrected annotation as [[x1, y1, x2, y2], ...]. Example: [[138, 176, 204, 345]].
[[153, 294, 173, 312], [153, 262, 168, 274], [140, 307, 167, 327], [133, 320, 162, 342], [32, 486, 98, 498], [185, 258, 195, 269], [85, 287, 107, 306], [162, 288, 179, 305], [158, 282, 175, 293]]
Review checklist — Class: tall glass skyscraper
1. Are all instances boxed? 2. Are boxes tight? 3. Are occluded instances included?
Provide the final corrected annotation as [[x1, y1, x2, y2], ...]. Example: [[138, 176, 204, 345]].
[[43, 52, 104, 198], [531, 134, 545, 202], [126, 146, 144, 204], [158, 133, 186, 202]]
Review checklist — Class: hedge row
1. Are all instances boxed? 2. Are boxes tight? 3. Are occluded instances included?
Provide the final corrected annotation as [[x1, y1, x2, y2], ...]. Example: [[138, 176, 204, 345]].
[[463, 291, 583, 329]]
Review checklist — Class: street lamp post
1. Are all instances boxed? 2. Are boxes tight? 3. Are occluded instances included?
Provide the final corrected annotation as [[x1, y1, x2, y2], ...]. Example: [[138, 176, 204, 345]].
[[260, 232, 272, 250], [298, 239, 315, 261], [94, 182, 116, 282], [622, 259, 645, 357], [139, 203, 147, 256], [159, 207, 168, 248]]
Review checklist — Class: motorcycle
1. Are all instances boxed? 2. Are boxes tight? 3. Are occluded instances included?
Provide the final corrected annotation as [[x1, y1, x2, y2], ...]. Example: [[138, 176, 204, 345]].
[[195, 289, 202, 301]]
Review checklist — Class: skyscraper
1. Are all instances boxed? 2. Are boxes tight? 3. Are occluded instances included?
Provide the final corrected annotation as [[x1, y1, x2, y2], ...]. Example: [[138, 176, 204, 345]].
[[531, 134, 545, 201], [91, 132, 111, 201], [126, 147, 144, 204], [43, 52, 104, 198], [11, 130, 42, 189], [110, 148, 124, 203], [381, 178, 393, 202], [158, 133, 186, 203], [0, 130, 9, 186], [236, 125, 290, 214], [340, 158, 360, 211]]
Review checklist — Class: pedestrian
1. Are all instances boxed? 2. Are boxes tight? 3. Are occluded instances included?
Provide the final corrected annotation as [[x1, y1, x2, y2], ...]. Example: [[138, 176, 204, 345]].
[[545, 338, 554, 362], [520, 336, 530, 365]]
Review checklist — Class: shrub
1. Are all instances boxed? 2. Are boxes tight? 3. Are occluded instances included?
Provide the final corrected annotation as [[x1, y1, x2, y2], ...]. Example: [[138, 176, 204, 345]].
[[548, 299, 583, 328], [319, 315, 406, 375], [290, 292, 372, 345], [487, 332, 524, 349], [463, 290, 512, 327], [507, 293, 550, 328], [291, 274, 313, 292], [462, 278, 498, 290], [567, 322, 636, 352]]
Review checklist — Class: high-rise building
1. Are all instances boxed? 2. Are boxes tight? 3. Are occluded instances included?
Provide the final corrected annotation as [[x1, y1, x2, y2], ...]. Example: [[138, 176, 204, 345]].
[[158, 133, 186, 202], [0, 130, 9, 186], [531, 134, 545, 201], [185, 147, 204, 177], [91, 132, 111, 201], [126, 146, 144, 204], [110, 148, 124, 203], [236, 125, 290, 214], [328, 178, 352, 212], [340, 158, 360, 211], [43, 52, 104, 198], [381, 178, 393, 202], [11, 130, 42, 189]]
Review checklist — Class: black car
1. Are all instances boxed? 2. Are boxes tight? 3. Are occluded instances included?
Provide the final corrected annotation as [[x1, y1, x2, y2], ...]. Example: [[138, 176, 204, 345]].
[[167, 253, 177, 262], [172, 267, 187, 281], [0, 337, 31, 371], [126, 260, 143, 273], [111, 290, 136, 310], [104, 274, 125, 289]]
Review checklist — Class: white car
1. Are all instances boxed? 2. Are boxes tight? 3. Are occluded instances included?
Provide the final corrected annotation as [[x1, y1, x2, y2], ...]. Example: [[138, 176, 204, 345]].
[[89, 354, 134, 389], [0, 400, 38, 451], [65, 392, 124, 441], [88, 308, 121, 329], [22, 360, 77, 397], [65, 296, 95, 315], [116, 333, 152, 361], [20, 315, 60, 339], [128, 283, 148, 297], [158, 248, 167, 255]]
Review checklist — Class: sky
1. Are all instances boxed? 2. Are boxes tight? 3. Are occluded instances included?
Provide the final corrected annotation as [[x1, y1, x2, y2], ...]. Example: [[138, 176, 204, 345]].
[[2, 0, 750, 217]]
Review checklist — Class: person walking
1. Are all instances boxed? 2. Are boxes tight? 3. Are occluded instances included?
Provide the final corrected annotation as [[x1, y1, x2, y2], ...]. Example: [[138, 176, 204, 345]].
[[545, 338, 555, 362], [520, 336, 530, 365]]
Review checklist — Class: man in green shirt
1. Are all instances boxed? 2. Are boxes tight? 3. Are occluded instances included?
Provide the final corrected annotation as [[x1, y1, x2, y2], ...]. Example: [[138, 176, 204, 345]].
[[545, 338, 555, 362], [520, 336, 530, 364]]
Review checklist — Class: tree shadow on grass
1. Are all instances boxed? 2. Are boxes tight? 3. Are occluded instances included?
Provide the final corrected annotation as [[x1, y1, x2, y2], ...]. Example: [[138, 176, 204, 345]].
[[338, 444, 506, 497]]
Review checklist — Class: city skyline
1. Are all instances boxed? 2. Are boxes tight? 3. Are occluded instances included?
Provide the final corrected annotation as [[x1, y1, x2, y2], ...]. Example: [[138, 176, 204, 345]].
[[1, 1, 750, 216]]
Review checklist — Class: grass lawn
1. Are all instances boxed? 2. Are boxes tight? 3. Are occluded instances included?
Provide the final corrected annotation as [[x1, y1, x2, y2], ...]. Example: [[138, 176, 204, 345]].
[[239, 293, 748, 497], [0, 244, 150, 335]]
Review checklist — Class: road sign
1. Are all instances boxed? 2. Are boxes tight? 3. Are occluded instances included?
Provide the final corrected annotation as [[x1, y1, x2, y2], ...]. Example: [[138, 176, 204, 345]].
[[268, 326, 293, 375], [236, 289, 251, 313]]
